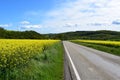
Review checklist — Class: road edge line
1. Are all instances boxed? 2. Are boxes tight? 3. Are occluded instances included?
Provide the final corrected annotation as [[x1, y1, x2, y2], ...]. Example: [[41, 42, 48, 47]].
[[63, 43, 81, 80]]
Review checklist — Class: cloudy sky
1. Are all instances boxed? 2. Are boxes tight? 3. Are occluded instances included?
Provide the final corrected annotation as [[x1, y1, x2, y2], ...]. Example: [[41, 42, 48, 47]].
[[0, 0, 120, 33]]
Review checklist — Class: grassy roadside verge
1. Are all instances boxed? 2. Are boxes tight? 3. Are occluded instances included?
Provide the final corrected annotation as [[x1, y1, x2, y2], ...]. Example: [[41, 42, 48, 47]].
[[71, 41, 120, 56], [0, 41, 64, 80]]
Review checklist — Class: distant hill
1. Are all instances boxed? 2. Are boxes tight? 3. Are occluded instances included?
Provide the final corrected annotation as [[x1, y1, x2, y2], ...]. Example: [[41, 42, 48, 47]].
[[0, 27, 120, 40], [0, 27, 44, 39], [47, 30, 120, 40]]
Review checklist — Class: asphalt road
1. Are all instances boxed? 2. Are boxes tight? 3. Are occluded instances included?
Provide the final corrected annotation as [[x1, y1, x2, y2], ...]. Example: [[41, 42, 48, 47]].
[[63, 41, 120, 80]]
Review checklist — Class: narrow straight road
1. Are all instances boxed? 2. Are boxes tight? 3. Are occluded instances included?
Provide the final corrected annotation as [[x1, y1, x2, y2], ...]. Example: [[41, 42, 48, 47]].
[[63, 41, 120, 80]]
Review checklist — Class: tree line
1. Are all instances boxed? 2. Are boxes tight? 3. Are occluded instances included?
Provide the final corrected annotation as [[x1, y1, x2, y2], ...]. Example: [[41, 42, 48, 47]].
[[0, 27, 45, 39], [0, 27, 120, 40]]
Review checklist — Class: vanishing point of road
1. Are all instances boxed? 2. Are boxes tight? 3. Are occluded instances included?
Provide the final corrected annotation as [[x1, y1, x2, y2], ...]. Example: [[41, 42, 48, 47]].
[[63, 41, 120, 80]]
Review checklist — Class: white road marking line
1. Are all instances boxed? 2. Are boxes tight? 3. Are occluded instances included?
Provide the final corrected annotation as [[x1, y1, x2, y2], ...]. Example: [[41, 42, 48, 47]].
[[64, 43, 81, 80]]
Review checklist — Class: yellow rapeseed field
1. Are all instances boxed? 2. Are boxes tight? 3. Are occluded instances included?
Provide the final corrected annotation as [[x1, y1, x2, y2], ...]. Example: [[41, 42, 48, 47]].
[[74, 40, 120, 47], [0, 39, 59, 70]]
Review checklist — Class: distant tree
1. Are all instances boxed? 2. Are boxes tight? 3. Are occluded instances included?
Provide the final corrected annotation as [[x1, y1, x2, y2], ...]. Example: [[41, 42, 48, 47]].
[[0, 28, 45, 39], [0, 27, 5, 30]]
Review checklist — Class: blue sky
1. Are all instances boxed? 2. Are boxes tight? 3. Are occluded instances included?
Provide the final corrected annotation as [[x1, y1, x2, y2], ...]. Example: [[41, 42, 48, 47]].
[[0, 0, 120, 33], [0, 0, 60, 30]]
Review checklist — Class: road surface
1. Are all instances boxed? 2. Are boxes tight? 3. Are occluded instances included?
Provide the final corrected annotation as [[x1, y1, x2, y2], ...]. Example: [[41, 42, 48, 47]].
[[63, 41, 120, 80]]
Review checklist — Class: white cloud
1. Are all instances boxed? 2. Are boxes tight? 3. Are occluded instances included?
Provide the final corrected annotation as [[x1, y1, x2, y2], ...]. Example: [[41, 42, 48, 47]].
[[20, 21, 30, 25], [40, 0, 120, 33], [19, 21, 42, 29], [0, 24, 12, 27], [112, 19, 120, 25], [21, 24, 42, 29]]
